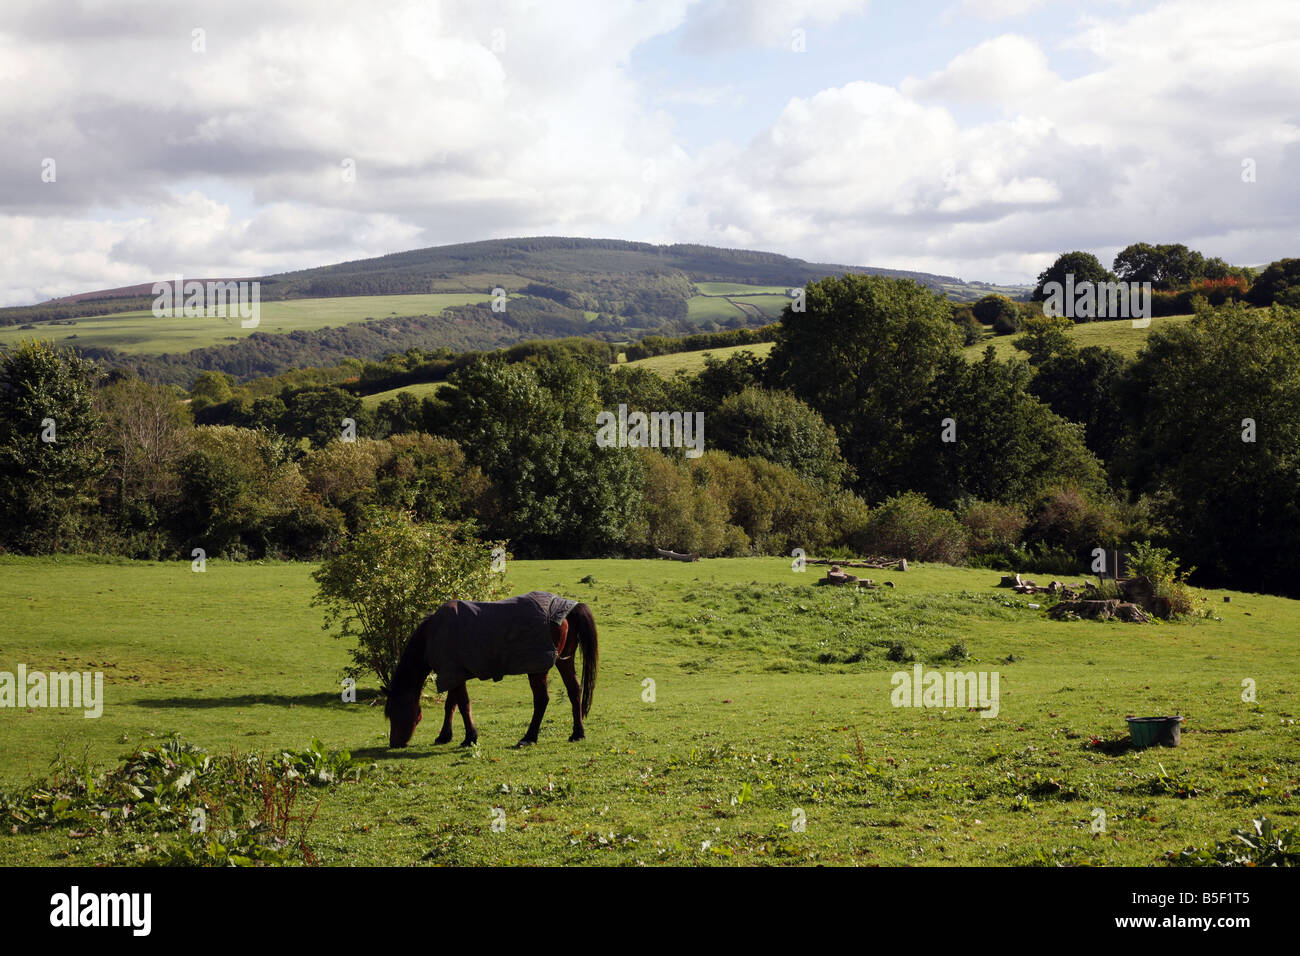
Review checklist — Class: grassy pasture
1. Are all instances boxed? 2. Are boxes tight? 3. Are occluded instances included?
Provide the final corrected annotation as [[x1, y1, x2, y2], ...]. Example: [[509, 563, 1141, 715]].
[[617, 341, 775, 377], [0, 555, 1295, 866], [686, 287, 791, 325], [963, 314, 1195, 362], [695, 282, 791, 296], [685, 296, 745, 323], [0, 293, 496, 356], [618, 314, 1202, 382], [358, 380, 447, 409]]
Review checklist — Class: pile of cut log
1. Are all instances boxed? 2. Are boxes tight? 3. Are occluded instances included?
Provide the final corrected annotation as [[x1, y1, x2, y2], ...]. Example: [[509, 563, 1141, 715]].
[[655, 548, 700, 562]]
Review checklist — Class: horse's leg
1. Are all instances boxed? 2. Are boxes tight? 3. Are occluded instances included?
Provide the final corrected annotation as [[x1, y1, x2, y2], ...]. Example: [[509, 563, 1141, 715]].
[[434, 690, 456, 745], [556, 656, 584, 742], [517, 671, 549, 747], [456, 684, 478, 747]]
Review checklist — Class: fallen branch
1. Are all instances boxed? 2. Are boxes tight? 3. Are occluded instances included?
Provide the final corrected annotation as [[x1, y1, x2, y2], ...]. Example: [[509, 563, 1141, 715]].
[[804, 557, 907, 571], [655, 548, 700, 562]]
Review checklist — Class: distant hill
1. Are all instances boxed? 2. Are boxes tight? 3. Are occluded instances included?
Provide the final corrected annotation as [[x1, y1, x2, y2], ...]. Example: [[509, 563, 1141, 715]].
[[4, 237, 1028, 323], [0, 237, 1031, 385]]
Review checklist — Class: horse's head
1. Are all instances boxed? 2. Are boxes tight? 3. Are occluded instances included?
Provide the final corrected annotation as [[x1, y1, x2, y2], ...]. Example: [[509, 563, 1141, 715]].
[[384, 691, 422, 748]]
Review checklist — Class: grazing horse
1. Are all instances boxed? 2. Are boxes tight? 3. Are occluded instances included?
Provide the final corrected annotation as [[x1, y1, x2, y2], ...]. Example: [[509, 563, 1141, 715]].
[[385, 591, 598, 748]]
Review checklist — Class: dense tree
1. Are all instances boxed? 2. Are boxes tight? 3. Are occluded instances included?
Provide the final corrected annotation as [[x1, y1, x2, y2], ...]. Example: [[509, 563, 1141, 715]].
[[280, 386, 366, 449], [690, 350, 767, 407], [439, 356, 643, 555], [373, 391, 424, 438], [1247, 258, 1300, 307], [710, 387, 851, 489], [189, 371, 235, 411], [634, 447, 869, 557], [913, 350, 1107, 507], [1113, 243, 1205, 288], [95, 377, 191, 554], [0, 341, 106, 552], [1123, 303, 1300, 594], [1031, 251, 1113, 302], [1028, 345, 1129, 465], [767, 274, 961, 501], [971, 294, 1020, 334], [176, 426, 336, 558]]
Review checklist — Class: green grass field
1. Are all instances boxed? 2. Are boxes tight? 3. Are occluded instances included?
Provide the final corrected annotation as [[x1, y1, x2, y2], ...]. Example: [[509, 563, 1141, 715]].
[[686, 289, 790, 325], [695, 282, 791, 296], [963, 314, 1195, 362], [1, 555, 1295, 866], [619, 314, 1198, 381], [618, 341, 775, 377], [0, 293, 496, 356], [359, 380, 447, 409]]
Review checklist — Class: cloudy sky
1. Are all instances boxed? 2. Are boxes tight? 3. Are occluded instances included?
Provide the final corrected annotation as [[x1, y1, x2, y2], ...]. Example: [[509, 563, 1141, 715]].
[[3, 0, 1297, 305]]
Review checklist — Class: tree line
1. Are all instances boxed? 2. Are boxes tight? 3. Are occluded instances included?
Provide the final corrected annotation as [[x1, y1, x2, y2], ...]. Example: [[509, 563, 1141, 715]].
[[2, 271, 1298, 597]]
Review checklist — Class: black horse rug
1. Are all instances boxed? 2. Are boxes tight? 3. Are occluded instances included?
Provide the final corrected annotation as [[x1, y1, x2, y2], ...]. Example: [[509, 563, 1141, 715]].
[[424, 591, 578, 693]]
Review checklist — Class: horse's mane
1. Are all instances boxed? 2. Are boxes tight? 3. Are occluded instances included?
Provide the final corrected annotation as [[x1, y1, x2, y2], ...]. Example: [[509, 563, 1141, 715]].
[[385, 611, 438, 709]]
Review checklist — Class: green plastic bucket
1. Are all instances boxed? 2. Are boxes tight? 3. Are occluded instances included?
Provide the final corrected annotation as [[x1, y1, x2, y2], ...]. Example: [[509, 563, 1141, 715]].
[[1126, 716, 1183, 748]]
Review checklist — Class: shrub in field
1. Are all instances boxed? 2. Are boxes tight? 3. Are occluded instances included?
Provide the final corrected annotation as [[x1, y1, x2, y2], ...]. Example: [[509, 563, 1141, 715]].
[[1025, 484, 1125, 556], [861, 492, 968, 564], [961, 499, 1028, 555], [311, 509, 506, 692], [1128, 539, 1201, 616], [972, 294, 1021, 335], [1012, 314, 1075, 364]]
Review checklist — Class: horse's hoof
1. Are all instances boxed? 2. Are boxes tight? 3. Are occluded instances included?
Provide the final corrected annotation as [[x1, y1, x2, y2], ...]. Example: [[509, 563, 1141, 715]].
[[568, 732, 585, 742], [433, 732, 453, 745], [516, 737, 537, 748], [459, 736, 478, 748]]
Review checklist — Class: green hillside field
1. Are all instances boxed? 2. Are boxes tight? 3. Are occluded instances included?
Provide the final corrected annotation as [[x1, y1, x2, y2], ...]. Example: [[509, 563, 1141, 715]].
[[0, 293, 497, 356], [358, 380, 448, 409], [616, 341, 776, 377], [0, 555, 1293, 866], [963, 314, 1196, 362]]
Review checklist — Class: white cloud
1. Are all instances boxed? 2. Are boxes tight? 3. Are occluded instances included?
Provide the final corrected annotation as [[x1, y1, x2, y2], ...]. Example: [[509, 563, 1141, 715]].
[[1, 0, 1299, 301], [676, 0, 868, 52], [901, 35, 1059, 107], [956, 0, 1046, 19]]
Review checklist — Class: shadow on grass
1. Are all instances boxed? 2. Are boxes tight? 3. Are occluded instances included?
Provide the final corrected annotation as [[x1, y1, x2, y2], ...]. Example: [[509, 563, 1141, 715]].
[[136, 689, 383, 709], [1088, 737, 1135, 756], [349, 745, 439, 762]]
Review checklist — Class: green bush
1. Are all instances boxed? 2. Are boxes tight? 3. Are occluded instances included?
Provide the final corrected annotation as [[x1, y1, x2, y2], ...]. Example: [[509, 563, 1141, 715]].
[[1025, 484, 1125, 556], [972, 295, 1021, 335], [710, 386, 852, 489], [311, 509, 506, 691], [1128, 539, 1201, 616], [861, 492, 968, 564], [961, 500, 1028, 554]]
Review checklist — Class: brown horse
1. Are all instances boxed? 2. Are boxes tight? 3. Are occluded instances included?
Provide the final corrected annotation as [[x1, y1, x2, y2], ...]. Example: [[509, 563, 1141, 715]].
[[385, 592, 597, 748]]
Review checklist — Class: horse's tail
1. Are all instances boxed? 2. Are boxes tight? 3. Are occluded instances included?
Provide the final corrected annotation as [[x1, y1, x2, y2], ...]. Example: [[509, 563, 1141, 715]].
[[568, 602, 598, 719]]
